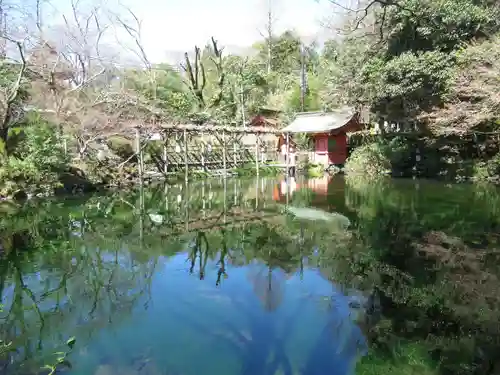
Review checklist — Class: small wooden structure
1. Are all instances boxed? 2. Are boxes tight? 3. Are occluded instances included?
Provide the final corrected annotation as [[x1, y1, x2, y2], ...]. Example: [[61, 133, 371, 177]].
[[249, 107, 281, 127], [281, 107, 362, 166], [132, 123, 283, 182], [241, 108, 282, 161]]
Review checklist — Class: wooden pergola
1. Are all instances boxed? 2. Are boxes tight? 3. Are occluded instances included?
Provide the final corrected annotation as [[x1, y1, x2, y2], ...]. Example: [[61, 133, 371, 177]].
[[132, 123, 289, 182]]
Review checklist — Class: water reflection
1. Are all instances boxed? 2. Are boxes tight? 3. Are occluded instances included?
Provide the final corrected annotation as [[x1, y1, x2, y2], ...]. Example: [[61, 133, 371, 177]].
[[1, 176, 500, 374]]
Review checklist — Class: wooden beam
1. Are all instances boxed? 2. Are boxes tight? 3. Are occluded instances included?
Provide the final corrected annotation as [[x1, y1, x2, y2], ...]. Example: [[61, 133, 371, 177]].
[[160, 123, 281, 134]]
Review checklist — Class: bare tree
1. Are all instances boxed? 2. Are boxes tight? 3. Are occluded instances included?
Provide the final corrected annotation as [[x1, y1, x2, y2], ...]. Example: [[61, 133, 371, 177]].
[[107, 6, 168, 126], [110, 6, 151, 71], [0, 0, 54, 154], [180, 37, 225, 113], [323, 0, 421, 38], [1, 1, 169, 161], [0, 36, 27, 151], [20, 0, 122, 159], [258, 0, 279, 74]]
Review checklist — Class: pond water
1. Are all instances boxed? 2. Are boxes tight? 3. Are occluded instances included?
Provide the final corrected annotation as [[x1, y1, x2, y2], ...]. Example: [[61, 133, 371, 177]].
[[1, 175, 500, 375]]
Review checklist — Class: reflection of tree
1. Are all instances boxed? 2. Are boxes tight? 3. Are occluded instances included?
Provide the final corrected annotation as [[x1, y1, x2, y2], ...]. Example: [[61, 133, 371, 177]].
[[167, 214, 323, 375], [216, 229, 229, 287], [0, 176, 374, 374], [189, 231, 209, 280], [343, 176, 500, 375], [0, 209, 156, 373], [175, 213, 370, 375], [244, 222, 285, 312], [250, 266, 284, 312]]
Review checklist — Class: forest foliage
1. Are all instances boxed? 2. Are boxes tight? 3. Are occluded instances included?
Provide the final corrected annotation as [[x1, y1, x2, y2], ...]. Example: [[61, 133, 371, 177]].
[[1, 0, 500, 195]]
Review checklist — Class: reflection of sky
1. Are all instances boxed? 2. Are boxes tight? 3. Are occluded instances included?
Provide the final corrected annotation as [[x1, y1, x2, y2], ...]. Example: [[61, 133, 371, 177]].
[[65, 252, 367, 375]]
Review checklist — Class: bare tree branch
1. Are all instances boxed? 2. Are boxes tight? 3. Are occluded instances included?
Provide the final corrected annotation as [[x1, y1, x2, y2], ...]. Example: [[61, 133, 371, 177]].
[[110, 6, 151, 70], [0, 35, 28, 146], [324, 0, 418, 36], [181, 37, 225, 113], [256, 0, 279, 73]]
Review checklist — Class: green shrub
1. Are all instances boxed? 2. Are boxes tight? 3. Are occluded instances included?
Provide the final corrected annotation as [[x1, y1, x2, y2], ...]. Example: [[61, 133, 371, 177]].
[[234, 163, 281, 176], [0, 116, 69, 196], [306, 163, 324, 177], [345, 138, 410, 176], [107, 136, 136, 160], [16, 118, 68, 171], [472, 153, 500, 182], [345, 143, 392, 176]]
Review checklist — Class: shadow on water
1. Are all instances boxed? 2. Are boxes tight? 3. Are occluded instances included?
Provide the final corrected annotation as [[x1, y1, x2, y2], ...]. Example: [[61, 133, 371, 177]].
[[2, 176, 500, 374]]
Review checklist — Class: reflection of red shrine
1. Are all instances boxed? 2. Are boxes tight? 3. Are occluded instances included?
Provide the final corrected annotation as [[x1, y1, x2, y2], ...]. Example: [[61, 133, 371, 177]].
[[273, 178, 297, 201], [272, 176, 345, 210]]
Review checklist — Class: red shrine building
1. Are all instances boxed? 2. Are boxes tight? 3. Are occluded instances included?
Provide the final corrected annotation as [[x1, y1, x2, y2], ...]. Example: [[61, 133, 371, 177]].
[[281, 107, 363, 166]]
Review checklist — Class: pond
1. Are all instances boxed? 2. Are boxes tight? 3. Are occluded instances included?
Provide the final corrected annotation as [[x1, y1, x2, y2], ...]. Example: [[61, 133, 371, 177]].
[[1, 175, 500, 375]]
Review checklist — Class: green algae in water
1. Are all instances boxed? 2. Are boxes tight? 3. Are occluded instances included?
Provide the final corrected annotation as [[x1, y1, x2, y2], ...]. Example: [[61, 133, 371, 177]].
[[356, 342, 438, 375]]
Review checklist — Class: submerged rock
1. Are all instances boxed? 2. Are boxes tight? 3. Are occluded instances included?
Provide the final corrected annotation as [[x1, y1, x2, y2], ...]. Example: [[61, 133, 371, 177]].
[[94, 361, 167, 375], [94, 365, 115, 375]]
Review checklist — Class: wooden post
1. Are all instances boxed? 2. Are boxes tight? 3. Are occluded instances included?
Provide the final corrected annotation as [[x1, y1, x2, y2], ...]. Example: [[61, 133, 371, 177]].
[[285, 132, 290, 204], [140, 141, 144, 179], [233, 179, 237, 206], [185, 178, 189, 231], [163, 131, 168, 175], [209, 181, 212, 209], [255, 134, 259, 176], [201, 131, 206, 172], [233, 142, 237, 168], [164, 183, 168, 211], [286, 132, 290, 177], [223, 176, 227, 224], [222, 130, 227, 177], [255, 176, 259, 210], [262, 177, 266, 209], [202, 180, 206, 216], [183, 129, 188, 183], [135, 127, 143, 184], [139, 184, 144, 243]]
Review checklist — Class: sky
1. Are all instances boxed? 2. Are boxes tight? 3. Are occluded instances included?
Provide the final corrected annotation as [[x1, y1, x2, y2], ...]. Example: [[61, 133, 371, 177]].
[[118, 0, 336, 61], [47, 0, 343, 64]]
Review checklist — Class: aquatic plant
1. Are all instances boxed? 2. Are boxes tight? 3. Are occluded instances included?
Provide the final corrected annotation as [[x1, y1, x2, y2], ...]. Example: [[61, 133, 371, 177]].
[[41, 337, 76, 375], [0, 305, 12, 357]]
